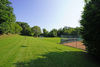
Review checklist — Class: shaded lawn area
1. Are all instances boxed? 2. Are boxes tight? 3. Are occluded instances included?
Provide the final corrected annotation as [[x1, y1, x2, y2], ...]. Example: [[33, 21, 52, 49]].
[[15, 51, 100, 67]]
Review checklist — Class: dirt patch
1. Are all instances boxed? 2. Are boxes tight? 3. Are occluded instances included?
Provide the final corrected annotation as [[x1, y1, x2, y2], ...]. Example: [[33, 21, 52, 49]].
[[63, 41, 86, 50]]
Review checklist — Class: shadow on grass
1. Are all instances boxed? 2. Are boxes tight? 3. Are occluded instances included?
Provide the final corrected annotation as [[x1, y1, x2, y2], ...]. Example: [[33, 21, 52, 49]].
[[21, 45, 28, 47], [15, 51, 100, 67]]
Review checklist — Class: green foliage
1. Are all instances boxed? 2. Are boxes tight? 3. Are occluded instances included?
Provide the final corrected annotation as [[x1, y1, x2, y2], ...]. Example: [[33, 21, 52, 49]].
[[57, 28, 63, 37], [63, 27, 75, 35], [43, 28, 48, 37], [0, 22, 10, 34], [0, 0, 16, 34], [49, 29, 58, 37], [31, 26, 41, 37], [16, 22, 32, 36], [80, 0, 100, 57], [61, 27, 80, 37], [84, 0, 91, 3], [15, 23, 22, 34], [42, 27, 80, 37], [72, 27, 81, 36]]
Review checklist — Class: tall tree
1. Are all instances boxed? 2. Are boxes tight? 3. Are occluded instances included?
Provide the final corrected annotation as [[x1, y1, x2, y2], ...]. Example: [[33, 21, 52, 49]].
[[14, 23, 22, 34], [31, 26, 41, 37], [43, 28, 48, 37], [63, 27, 75, 35], [0, 0, 16, 34], [49, 29, 57, 37], [57, 28, 63, 37], [16, 22, 32, 36], [80, 0, 100, 57]]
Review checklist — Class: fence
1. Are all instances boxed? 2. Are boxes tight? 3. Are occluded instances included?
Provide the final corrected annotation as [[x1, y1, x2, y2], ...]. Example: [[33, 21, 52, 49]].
[[60, 35, 85, 50]]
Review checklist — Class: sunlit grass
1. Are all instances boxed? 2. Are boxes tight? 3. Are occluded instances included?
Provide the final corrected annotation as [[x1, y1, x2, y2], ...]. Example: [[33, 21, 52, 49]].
[[0, 35, 99, 67]]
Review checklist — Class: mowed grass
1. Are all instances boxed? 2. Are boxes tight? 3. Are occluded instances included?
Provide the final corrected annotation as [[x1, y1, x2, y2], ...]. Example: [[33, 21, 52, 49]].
[[0, 35, 99, 67]]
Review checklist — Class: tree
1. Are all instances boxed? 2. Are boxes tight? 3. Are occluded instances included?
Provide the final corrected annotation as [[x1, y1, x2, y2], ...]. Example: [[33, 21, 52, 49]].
[[49, 29, 57, 37], [57, 28, 63, 37], [80, 0, 100, 58], [73, 27, 81, 37], [15, 23, 22, 34], [43, 28, 48, 37], [16, 22, 32, 36], [84, 0, 91, 3], [0, 22, 10, 34], [31, 26, 41, 37], [0, 0, 16, 34], [62, 27, 75, 35]]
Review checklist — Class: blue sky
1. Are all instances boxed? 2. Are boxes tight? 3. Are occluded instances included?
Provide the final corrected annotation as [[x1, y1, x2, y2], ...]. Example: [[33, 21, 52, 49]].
[[10, 0, 84, 31]]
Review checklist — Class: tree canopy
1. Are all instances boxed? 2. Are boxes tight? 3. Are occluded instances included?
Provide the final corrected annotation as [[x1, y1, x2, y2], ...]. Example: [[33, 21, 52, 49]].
[[16, 22, 32, 36], [80, 0, 100, 58], [43, 28, 48, 37], [49, 29, 58, 37], [31, 26, 41, 37], [0, 0, 16, 34]]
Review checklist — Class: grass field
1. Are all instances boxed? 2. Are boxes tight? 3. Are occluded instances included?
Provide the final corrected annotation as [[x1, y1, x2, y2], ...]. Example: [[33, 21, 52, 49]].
[[0, 35, 99, 67]]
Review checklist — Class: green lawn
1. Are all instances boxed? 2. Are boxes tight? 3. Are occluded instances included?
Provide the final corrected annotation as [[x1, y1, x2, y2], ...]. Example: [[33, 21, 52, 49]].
[[0, 35, 99, 67]]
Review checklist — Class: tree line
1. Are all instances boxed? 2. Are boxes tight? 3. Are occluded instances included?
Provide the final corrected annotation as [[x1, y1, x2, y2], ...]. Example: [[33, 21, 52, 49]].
[[3, 21, 81, 37], [12, 22, 81, 37], [42, 26, 80, 37]]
